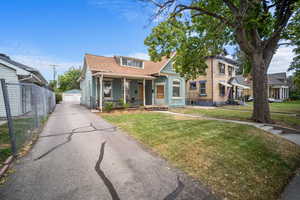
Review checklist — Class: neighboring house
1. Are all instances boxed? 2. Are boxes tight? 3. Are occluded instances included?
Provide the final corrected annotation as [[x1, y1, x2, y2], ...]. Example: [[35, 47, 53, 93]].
[[79, 53, 185, 110], [0, 53, 48, 117], [62, 89, 81, 103], [230, 73, 289, 101], [186, 56, 239, 106]]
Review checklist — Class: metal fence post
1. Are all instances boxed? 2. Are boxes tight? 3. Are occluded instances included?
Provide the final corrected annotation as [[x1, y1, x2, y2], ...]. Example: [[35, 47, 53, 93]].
[[0, 79, 17, 156]]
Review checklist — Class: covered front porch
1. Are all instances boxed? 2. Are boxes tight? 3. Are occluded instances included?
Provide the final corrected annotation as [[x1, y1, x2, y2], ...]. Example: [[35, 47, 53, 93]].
[[269, 86, 289, 100], [92, 72, 155, 111]]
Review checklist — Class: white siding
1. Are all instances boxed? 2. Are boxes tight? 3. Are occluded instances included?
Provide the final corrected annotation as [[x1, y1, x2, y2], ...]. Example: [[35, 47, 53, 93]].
[[0, 64, 22, 117], [80, 68, 93, 108]]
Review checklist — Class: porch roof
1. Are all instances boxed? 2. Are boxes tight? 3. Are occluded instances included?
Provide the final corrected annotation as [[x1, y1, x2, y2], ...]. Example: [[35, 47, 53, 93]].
[[92, 71, 155, 80]]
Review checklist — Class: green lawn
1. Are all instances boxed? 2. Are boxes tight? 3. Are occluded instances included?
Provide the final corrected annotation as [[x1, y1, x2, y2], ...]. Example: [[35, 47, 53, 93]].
[[0, 118, 35, 164], [102, 112, 300, 200], [225, 100, 300, 114], [171, 107, 300, 130]]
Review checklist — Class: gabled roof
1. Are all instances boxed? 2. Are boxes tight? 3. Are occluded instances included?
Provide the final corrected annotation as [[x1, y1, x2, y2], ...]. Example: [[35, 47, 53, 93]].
[[230, 72, 288, 87], [0, 53, 48, 85], [268, 72, 287, 85], [207, 55, 238, 66], [84, 53, 171, 76]]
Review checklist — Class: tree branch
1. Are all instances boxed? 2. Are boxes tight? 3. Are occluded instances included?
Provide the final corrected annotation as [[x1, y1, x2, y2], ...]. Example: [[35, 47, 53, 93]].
[[223, 0, 239, 15], [173, 4, 235, 27]]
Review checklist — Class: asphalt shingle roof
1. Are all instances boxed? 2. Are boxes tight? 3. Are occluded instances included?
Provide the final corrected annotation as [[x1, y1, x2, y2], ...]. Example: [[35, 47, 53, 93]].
[[84, 53, 171, 76]]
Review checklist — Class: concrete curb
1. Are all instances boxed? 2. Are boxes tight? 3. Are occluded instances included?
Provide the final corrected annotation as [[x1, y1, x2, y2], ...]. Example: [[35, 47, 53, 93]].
[[0, 156, 14, 178]]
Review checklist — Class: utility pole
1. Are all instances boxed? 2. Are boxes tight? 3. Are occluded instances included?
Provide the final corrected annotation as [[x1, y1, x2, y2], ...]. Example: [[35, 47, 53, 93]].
[[50, 64, 58, 88]]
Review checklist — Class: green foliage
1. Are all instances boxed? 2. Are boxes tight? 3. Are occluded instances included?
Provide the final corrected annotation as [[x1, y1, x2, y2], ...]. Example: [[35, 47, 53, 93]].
[[49, 80, 57, 91], [58, 67, 81, 92], [290, 90, 300, 100], [55, 92, 62, 104], [118, 98, 129, 109], [144, 0, 300, 79], [104, 102, 114, 112]]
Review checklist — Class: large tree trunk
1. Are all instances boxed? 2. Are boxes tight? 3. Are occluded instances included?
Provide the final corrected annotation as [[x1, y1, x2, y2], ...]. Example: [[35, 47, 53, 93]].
[[250, 52, 272, 123]]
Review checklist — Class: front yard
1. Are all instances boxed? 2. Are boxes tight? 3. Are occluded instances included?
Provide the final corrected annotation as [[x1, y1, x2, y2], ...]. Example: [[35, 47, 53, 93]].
[[102, 112, 300, 200], [171, 105, 300, 130], [225, 100, 300, 114]]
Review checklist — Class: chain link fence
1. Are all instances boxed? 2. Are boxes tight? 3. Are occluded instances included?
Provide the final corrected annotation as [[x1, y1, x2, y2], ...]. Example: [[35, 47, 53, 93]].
[[0, 79, 55, 159]]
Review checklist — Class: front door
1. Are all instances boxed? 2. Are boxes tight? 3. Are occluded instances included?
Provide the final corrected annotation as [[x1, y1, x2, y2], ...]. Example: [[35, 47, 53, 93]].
[[156, 84, 165, 105], [138, 83, 143, 105]]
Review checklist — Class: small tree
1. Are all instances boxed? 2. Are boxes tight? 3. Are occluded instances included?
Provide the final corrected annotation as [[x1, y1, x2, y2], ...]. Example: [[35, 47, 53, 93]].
[[143, 0, 300, 123], [58, 67, 81, 92]]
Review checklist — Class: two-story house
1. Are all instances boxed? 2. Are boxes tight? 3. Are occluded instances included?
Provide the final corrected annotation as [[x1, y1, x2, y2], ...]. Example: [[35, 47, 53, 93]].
[[186, 56, 239, 106], [79, 53, 186, 111]]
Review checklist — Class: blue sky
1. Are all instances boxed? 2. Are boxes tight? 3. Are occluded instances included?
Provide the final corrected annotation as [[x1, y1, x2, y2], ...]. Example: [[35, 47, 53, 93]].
[[0, 0, 295, 80]]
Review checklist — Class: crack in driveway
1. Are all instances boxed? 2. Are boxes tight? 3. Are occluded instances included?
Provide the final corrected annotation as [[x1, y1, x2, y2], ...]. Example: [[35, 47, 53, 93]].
[[95, 141, 121, 200], [163, 176, 184, 200], [35, 123, 116, 161]]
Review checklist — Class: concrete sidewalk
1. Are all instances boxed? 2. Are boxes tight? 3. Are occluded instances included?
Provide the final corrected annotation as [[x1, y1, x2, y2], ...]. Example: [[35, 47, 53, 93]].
[[156, 111, 300, 145], [0, 103, 217, 200]]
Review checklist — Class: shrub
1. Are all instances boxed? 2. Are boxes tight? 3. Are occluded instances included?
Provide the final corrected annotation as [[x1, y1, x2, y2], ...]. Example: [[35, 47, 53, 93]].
[[104, 102, 114, 112], [290, 91, 300, 100], [118, 98, 130, 109], [55, 92, 62, 104]]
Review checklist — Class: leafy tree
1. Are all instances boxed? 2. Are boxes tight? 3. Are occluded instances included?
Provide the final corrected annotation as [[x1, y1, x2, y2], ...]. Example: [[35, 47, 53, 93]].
[[58, 67, 81, 92], [144, 0, 300, 123], [49, 80, 57, 91]]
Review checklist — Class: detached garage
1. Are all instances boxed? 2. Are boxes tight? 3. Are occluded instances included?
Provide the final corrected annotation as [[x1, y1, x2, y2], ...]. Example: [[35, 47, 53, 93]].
[[62, 89, 81, 103]]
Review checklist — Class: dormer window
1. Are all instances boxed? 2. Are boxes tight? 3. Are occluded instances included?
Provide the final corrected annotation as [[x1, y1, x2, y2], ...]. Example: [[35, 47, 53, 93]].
[[121, 57, 143, 68]]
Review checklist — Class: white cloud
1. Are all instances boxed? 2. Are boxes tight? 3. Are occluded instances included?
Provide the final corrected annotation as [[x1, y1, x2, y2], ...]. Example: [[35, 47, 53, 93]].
[[10, 55, 81, 81], [268, 45, 295, 74], [90, 0, 151, 22], [0, 43, 81, 81]]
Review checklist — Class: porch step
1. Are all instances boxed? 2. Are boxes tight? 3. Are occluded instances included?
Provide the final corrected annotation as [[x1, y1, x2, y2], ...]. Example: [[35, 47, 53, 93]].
[[144, 106, 169, 111]]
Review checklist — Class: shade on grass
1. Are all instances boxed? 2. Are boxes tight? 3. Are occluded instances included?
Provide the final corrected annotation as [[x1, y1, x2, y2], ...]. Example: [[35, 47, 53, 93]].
[[225, 100, 300, 114], [172, 108, 300, 130], [102, 112, 300, 200]]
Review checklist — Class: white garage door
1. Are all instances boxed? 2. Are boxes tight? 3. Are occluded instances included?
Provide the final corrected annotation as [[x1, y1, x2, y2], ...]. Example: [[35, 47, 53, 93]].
[[63, 94, 81, 102]]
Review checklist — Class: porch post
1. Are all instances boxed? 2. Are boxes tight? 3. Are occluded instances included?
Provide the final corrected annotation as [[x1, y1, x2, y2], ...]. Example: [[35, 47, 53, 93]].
[[152, 79, 154, 105], [123, 78, 126, 104], [143, 79, 146, 106], [95, 77, 98, 107], [99, 75, 103, 112]]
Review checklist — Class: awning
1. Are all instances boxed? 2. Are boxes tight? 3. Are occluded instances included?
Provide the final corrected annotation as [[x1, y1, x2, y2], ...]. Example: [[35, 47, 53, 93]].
[[231, 82, 250, 89], [219, 81, 232, 87]]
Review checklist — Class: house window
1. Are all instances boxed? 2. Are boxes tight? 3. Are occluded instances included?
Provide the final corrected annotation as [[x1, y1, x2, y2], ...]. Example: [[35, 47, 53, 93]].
[[156, 85, 164, 99], [218, 62, 225, 74], [228, 66, 234, 76], [103, 80, 112, 99], [172, 80, 180, 97], [189, 81, 197, 90], [219, 84, 226, 96], [121, 57, 143, 68], [199, 81, 206, 95]]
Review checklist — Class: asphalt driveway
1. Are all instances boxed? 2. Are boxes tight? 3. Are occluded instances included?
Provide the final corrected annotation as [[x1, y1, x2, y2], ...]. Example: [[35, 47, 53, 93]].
[[0, 103, 216, 200]]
